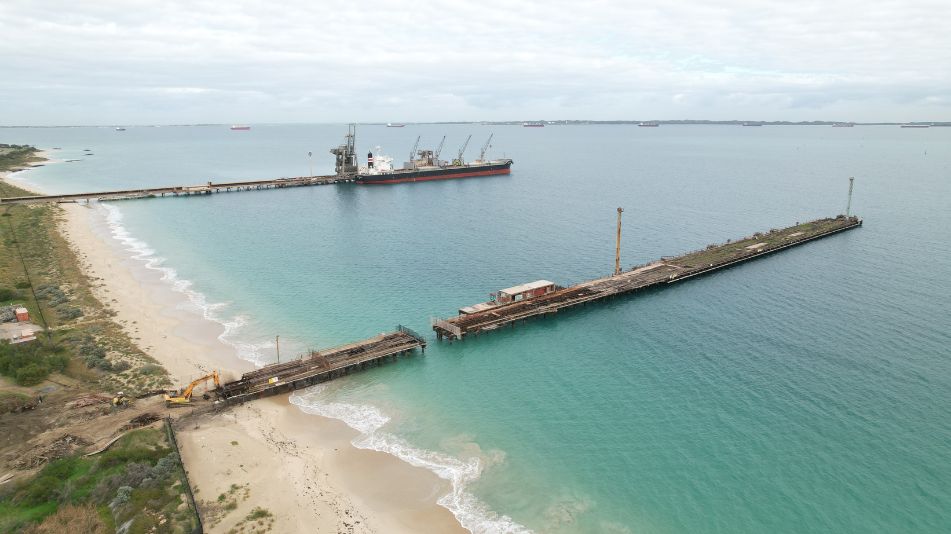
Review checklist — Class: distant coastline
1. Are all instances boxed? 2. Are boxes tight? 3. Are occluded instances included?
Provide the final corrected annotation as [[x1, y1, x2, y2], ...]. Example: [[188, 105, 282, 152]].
[[3, 120, 949, 128]]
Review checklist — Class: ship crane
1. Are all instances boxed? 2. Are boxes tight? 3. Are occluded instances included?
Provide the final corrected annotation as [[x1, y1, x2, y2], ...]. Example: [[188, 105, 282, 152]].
[[454, 135, 472, 166], [408, 136, 421, 169], [479, 134, 494, 162], [433, 136, 446, 165]]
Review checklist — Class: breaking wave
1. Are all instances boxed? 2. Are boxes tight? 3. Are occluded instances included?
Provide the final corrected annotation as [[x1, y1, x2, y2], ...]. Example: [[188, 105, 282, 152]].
[[99, 203, 272, 366], [290, 386, 532, 534]]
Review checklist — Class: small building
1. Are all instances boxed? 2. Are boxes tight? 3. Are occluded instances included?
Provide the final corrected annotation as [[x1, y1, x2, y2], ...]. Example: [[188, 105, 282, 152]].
[[496, 280, 556, 305], [457, 280, 558, 315], [12, 329, 36, 344], [15, 307, 29, 322]]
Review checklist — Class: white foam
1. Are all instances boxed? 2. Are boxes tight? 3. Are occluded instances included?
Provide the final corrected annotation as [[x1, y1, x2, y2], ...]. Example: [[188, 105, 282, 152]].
[[290, 387, 532, 534], [98, 203, 272, 367]]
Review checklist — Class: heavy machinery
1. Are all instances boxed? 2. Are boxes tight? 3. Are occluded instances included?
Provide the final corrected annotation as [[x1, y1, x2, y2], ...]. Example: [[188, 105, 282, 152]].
[[164, 371, 221, 407], [112, 392, 134, 408]]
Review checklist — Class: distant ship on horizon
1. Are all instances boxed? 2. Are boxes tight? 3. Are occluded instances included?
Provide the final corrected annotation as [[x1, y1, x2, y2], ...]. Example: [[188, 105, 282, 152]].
[[230, 125, 251, 131], [522, 122, 545, 128], [832, 122, 855, 127], [638, 121, 660, 127], [387, 123, 405, 128]]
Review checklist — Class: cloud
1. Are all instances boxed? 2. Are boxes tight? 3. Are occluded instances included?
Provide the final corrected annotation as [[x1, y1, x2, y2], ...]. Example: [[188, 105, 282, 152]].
[[0, 0, 949, 124]]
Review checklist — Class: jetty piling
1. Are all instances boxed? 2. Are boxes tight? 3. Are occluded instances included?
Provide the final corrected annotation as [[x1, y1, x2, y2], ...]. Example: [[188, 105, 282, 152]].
[[217, 326, 426, 405]]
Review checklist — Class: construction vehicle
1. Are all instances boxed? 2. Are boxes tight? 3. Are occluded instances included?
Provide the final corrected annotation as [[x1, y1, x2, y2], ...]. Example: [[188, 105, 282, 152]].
[[164, 371, 221, 407], [112, 392, 134, 408]]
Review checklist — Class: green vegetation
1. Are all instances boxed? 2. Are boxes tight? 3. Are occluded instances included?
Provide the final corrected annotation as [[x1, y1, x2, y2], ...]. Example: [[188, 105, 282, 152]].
[[0, 340, 70, 386], [0, 145, 43, 180], [0, 427, 199, 533]]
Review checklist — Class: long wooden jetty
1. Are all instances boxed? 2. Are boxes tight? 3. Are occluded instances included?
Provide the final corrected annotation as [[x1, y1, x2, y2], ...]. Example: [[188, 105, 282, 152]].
[[217, 326, 425, 404], [432, 216, 862, 340], [0, 174, 351, 205]]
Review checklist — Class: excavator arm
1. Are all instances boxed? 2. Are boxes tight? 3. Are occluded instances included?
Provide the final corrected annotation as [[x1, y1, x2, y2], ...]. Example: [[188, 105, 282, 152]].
[[165, 370, 220, 406]]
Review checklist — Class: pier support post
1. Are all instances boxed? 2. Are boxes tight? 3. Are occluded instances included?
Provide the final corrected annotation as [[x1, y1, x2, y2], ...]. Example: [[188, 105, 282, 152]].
[[846, 177, 855, 217], [615, 207, 624, 276]]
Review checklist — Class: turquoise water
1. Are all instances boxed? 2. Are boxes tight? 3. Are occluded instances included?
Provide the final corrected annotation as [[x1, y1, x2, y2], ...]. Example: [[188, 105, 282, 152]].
[[4, 124, 951, 532]]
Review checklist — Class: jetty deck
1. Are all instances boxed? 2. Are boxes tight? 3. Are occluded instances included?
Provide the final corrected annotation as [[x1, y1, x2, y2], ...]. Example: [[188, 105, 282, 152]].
[[432, 216, 862, 340], [0, 174, 351, 205], [218, 326, 425, 404]]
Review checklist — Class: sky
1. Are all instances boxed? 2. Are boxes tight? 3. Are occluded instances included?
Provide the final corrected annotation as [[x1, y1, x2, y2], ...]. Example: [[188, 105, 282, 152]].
[[1, 0, 949, 125]]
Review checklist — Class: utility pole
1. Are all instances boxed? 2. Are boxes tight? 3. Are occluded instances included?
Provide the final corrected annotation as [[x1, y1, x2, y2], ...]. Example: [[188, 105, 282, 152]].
[[614, 207, 623, 276], [276, 335, 280, 363], [846, 176, 854, 217]]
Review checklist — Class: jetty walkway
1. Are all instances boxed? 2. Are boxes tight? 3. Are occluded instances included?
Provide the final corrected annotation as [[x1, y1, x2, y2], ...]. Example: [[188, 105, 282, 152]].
[[0, 174, 351, 205], [432, 216, 862, 340], [217, 326, 425, 404]]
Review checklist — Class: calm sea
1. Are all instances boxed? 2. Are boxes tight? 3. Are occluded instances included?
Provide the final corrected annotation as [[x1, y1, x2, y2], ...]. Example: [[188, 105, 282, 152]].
[[4, 123, 950, 533]]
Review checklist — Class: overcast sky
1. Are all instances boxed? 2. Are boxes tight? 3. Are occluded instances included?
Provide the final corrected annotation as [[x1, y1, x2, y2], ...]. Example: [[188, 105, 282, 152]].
[[1, 0, 948, 125]]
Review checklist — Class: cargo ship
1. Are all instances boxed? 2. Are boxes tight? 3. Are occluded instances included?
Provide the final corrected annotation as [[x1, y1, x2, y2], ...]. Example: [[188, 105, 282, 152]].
[[230, 125, 251, 131], [331, 127, 512, 185]]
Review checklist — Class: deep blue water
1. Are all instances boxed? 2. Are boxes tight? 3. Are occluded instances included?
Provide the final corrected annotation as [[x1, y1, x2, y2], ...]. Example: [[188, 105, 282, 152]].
[[4, 124, 950, 533]]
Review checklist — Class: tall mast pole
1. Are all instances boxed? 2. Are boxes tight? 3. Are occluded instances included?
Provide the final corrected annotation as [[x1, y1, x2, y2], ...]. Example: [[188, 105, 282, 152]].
[[846, 177, 854, 217], [615, 207, 624, 276]]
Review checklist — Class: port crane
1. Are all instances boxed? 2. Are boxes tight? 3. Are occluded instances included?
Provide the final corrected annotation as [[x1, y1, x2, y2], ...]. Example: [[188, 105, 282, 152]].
[[453, 135, 472, 166], [165, 371, 221, 407], [408, 136, 420, 169], [478, 134, 493, 162], [433, 136, 446, 165]]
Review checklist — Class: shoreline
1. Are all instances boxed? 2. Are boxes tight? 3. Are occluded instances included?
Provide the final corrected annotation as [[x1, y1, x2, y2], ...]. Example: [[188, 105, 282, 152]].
[[4, 157, 470, 533]]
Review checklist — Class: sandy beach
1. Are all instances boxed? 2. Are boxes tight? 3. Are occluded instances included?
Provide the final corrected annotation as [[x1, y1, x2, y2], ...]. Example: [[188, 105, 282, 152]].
[[4, 163, 468, 533]]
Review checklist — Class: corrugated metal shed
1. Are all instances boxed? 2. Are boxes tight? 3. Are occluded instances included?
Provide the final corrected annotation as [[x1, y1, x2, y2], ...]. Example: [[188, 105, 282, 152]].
[[499, 280, 555, 297]]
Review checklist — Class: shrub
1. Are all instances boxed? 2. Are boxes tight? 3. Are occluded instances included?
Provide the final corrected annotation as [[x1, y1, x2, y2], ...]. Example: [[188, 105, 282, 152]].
[[47, 353, 69, 373], [246, 507, 272, 520], [17, 475, 60, 506], [110, 485, 133, 509], [139, 364, 163, 376], [79, 344, 106, 359], [56, 307, 83, 321], [14, 281, 31, 289], [112, 361, 131, 373], [15, 363, 50, 386], [0, 287, 15, 301]]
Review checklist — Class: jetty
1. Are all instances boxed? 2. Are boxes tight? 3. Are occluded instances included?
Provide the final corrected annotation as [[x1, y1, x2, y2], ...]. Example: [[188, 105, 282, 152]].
[[432, 215, 862, 340], [217, 326, 425, 404], [0, 174, 351, 205]]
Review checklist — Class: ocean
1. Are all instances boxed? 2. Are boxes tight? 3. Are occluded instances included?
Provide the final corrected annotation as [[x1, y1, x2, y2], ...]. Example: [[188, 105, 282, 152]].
[[4, 123, 950, 533]]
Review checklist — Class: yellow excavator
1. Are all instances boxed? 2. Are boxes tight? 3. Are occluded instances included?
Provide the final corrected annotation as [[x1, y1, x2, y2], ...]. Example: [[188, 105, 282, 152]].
[[164, 371, 221, 407]]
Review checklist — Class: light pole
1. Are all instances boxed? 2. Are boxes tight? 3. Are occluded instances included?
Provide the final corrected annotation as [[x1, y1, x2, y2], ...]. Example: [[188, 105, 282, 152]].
[[308, 151, 313, 178]]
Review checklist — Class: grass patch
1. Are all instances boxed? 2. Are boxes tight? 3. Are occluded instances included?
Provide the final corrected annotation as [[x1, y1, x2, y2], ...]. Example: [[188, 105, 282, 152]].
[[0, 427, 199, 532]]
